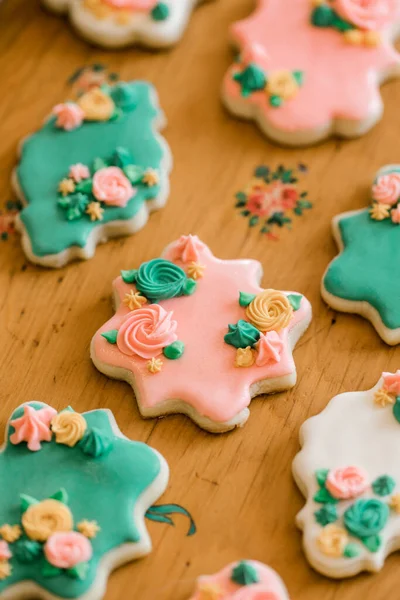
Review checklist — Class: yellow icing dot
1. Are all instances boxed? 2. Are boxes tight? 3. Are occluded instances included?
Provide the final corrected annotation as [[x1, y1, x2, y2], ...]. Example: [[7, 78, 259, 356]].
[[51, 412, 87, 448], [115, 10, 132, 25], [246, 290, 293, 333], [187, 262, 206, 280], [197, 583, 224, 600], [235, 346, 256, 368], [22, 500, 73, 542], [78, 88, 115, 122], [0, 561, 11, 581], [147, 358, 163, 374], [58, 179, 75, 196], [0, 525, 22, 543], [370, 202, 390, 221], [374, 388, 395, 407], [123, 291, 148, 311], [317, 524, 348, 558], [390, 494, 400, 513], [266, 71, 299, 100], [364, 30, 381, 47], [83, 0, 112, 19], [343, 29, 363, 45], [77, 520, 101, 538], [86, 201, 104, 222], [142, 168, 159, 187]]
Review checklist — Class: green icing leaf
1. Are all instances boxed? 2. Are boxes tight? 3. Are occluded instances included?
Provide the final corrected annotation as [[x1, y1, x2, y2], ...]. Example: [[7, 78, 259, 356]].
[[20, 494, 38, 513], [315, 469, 329, 487], [360, 535, 382, 553], [311, 4, 334, 26], [269, 95, 282, 108], [42, 562, 63, 578], [231, 561, 259, 586], [293, 71, 304, 86], [372, 475, 396, 497], [249, 215, 259, 227], [151, 1, 170, 20], [331, 10, 354, 31], [239, 292, 256, 307], [101, 330, 118, 344], [343, 543, 361, 558], [123, 164, 145, 185], [313, 487, 339, 504], [110, 82, 138, 111], [182, 278, 197, 296], [50, 489, 69, 504], [254, 166, 269, 178], [65, 194, 89, 221], [93, 157, 108, 172], [233, 63, 266, 97], [314, 504, 338, 526], [79, 427, 113, 458], [224, 320, 260, 349], [14, 540, 42, 564], [163, 341, 185, 360], [113, 147, 134, 168], [393, 397, 400, 424], [145, 504, 196, 536], [66, 562, 90, 580], [121, 269, 137, 284], [288, 294, 302, 311], [74, 179, 93, 194]]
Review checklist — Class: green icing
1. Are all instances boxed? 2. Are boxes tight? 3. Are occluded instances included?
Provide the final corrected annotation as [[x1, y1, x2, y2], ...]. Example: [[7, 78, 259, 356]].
[[109, 83, 138, 111], [287, 293, 302, 311], [134, 258, 196, 302], [101, 330, 118, 344], [151, 2, 170, 20], [323, 209, 400, 329], [79, 428, 113, 458], [315, 469, 329, 487], [343, 543, 361, 558], [163, 341, 185, 360], [313, 487, 339, 504], [233, 63, 267, 97], [311, 4, 335, 26], [224, 320, 260, 349], [238, 291, 256, 307], [0, 402, 162, 598], [314, 504, 338, 526], [13, 540, 42, 564], [269, 95, 282, 108], [372, 475, 396, 497], [18, 82, 166, 257], [344, 499, 389, 551], [393, 397, 400, 423], [231, 561, 259, 586]]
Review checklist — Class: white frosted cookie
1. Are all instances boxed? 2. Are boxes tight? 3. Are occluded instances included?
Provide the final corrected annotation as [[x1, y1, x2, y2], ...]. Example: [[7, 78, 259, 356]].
[[293, 371, 400, 577]]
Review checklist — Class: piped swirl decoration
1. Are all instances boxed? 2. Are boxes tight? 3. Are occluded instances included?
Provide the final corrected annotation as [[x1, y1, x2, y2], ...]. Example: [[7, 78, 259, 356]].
[[51, 412, 87, 448], [22, 500, 73, 542], [344, 498, 389, 541], [131, 259, 197, 303], [245, 290, 293, 333]]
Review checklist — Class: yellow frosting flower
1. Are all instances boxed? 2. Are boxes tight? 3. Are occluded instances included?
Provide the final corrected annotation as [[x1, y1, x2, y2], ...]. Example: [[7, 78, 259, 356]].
[[198, 583, 224, 600], [0, 525, 22, 543], [0, 561, 11, 580], [123, 290, 147, 311], [390, 494, 400, 513], [77, 520, 101, 538], [235, 346, 256, 368], [142, 168, 159, 187], [364, 30, 381, 47], [147, 357, 163, 374], [370, 202, 390, 220], [374, 387, 395, 407], [266, 71, 299, 100], [86, 201, 105, 222], [77, 88, 115, 122], [58, 179, 75, 196], [22, 499, 73, 542], [317, 524, 349, 558], [187, 262, 206, 280], [51, 412, 87, 447], [246, 290, 293, 333], [344, 29, 363, 45]]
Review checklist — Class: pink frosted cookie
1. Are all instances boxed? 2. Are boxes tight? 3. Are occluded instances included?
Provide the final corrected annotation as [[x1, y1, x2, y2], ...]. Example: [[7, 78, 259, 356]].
[[41, 0, 213, 49], [90, 235, 312, 433], [189, 560, 290, 599], [222, 0, 400, 146], [293, 371, 400, 578]]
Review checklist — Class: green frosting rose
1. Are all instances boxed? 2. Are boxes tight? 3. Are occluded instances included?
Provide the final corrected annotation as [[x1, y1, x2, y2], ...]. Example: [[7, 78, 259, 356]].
[[224, 320, 261, 349], [123, 259, 197, 303], [344, 499, 389, 550]]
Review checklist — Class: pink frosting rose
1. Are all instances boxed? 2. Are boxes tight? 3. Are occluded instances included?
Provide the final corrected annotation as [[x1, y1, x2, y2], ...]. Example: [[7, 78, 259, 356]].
[[92, 167, 135, 207], [391, 205, 400, 223], [372, 172, 400, 205], [44, 532, 92, 569], [103, 0, 156, 7], [53, 103, 85, 131], [0, 541, 11, 561], [383, 370, 400, 394], [69, 163, 90, 183], [255, 331, 284, 367], [333, 0, 398, 30], [117, 304, 178, 359], [326, 466, 369, 500]]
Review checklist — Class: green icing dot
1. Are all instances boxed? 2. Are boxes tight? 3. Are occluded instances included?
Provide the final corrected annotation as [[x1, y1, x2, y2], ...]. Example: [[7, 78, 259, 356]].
[[233, 63, 267, 98], [287, 293, 302, 311], [393, 397, 400, 424], [314, 504, 338, 526], [101, 330, 118, 344], [372, 475, 396, 497], [67, 563, 90, 581], [239, 292, 256, 307], [315, 468, 329, 487], [163, 341, 185, 360], [311, 4, 334, 27], [231, 561, 259, 586], [79, 427, 113, 458], [293, 71, 304, 86], [224, 320, 260, 349], [134, 258, 196, 303], [121, 269, 137, 284], [123, 164, 145, 185], [14, 540, 42, 564], [343, 543, 361, 558], [269, 95, 282, 108], [344, 499, 389, 547], [151, 2, 170, 21], [110, 82, 138, 111]]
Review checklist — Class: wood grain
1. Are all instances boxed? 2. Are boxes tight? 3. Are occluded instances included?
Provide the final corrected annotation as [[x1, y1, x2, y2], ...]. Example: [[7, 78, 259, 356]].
[[0, 0, 400, 598]]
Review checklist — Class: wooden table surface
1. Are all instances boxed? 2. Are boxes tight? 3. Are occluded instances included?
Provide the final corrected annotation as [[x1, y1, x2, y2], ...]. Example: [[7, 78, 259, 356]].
[[1, 0, 400, 598]]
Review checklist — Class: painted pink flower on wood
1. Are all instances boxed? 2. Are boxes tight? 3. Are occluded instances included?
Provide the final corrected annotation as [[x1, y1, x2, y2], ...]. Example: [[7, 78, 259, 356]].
[[10, 405, 57, 452], [326, 466, 369, 499]]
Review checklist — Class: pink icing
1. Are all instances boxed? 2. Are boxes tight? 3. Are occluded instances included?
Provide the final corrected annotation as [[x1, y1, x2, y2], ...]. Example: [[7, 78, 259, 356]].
[[103, 0, 156, 8], [53, 103, 84, 131], [170, 235, 206, 264], [333, 0, 398, 31], [69, 163, 90, 183], [93, 238, 311, 424], [391, 205, 400, 223], [372, 172, 400, 205], [117, 305, 178, 359], [223, 0, 400, 133], [326, 466, 369, 499], [0, 542, 11, 561], [92, 167, 135, 207], [255, 332, 284, 367], [44, 532, 92, 569], [382, 370, 400, 393], [189, 561, 288, 600], [10, 405, 57, 452]]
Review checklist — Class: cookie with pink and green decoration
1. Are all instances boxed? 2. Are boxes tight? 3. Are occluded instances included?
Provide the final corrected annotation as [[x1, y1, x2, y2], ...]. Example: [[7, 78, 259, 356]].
[[188, 560, 290, 600], [293, 370, 400, 578], [90, 235, 312, 433], [0, 402, 195, 599], [41, 0, 212, 49], [14, 80, 171, 268], [322, 165, 400, 345], [222, 0, 400, 146]]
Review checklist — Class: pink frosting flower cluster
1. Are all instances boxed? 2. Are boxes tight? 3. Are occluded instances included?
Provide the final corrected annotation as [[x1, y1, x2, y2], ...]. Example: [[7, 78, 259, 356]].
[[255, 331, 284, 367], [117, 304, 178, 359], [69, 163, 90, 183], [92, 166, 135, 207], [103, 0, 156, 9], [383, 370, 400, 394], [0, 541, 11, 561], [53, 103, 85, 132], [372, 173, 400, 206], [326, 466, 369, 499], [333, 0, 398, 30], [10, 405, 57, 452], [172, 235, 206, 263], [44, 532, 92, 569]]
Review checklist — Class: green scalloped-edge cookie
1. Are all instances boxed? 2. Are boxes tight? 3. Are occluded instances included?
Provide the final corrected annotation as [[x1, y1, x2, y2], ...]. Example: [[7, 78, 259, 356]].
[[14, 80, 172, 268], [0, 401, 195, 599]]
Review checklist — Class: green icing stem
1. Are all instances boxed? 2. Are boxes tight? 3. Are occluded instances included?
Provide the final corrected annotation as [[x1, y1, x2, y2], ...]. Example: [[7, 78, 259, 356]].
[[323, 209, 400, 330], [0, 403, 162, 598], [18, 82, 165, 257]]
